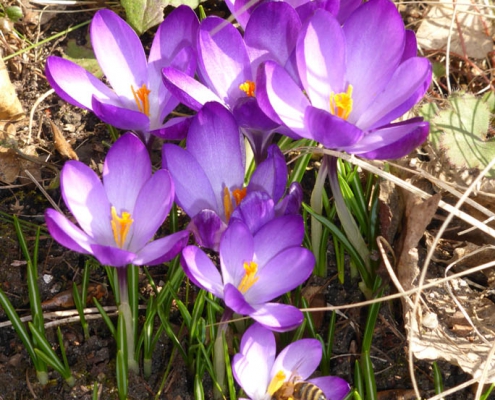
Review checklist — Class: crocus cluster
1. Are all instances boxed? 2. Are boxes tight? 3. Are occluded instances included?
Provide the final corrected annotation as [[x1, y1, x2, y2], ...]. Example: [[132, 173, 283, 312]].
[[44, 0, 431, 397]]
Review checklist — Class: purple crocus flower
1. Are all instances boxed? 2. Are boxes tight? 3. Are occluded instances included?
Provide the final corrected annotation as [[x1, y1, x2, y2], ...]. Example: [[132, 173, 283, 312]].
[[45, 7, 198, 143], [181, 217, 314, 332], [232, 323, 350, 400], [225, 0, 361, 30], [162, 102, 302, 250], [45, 133, 190, 267], [162, 2, 301, 162], [257, 0, 432, 160]]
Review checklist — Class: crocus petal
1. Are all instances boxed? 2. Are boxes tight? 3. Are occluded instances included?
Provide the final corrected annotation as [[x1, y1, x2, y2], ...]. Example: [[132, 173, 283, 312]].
[[233, 323, 275, 400], [134, 230, 190, 265], [257, 61, 309, 138], [162, 144, 218, 216], [297, 9, 346, 109], [296, 0, 340, 23], [232, 0, 261, 29], [274, 182, 303, 216], [188, 210, 227, 251], [248, 145, 287, 202], [304, 106, 363, 148], [91, 97, 150, 131], [351, 119, 429, 160], [45, 209, 94, 254], [233, 97, 279, 132], [271, 339, 322, 380], [343, 0, 406, 116], [162, 67, 222, 111], [60, 161, 113, 246], [103, 133, 151, 215], [244, 2, 301, 71], [151, 116, 191, 141], [357, 57, 432, 130], [253, 215, 305, 264], [337, 0, 362, 23], [181, 246, 225, 298], [150, 46, 196, 128], [148, 5, 199, 64], [401, 30, 418, 62], [45, 56, 120, 111], [198, 17, 252, 107], [309, 376, 350, 400], [90, 244, 136, 267], [224, 283, 257, 315], [90, 9, 148, 101], [129, 170, 174, 251], [230, 192, 275, 235], [247, 247, 314, 303], [220, 220, 255, 287], [187, 102, 245, 212], [250, 303, 303, 332]]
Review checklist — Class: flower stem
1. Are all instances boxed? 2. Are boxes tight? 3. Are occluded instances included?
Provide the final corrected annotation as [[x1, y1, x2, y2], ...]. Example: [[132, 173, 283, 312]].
[[213, 307, 233, 400], [117, 266, 139, 374]]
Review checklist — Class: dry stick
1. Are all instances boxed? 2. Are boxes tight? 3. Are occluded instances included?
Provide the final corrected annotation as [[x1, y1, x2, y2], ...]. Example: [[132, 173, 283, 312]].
[[303, 147, 495, 238], [408, 155, 495, 399], [474, 340, 495, 400], [28, 88, 54, 144], [445, 0, 458, 95], [23, 169, 62, 212], [444, 251, 492, 346]]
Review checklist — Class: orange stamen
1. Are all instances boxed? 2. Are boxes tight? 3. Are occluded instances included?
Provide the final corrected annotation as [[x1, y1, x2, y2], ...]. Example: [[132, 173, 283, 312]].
[[239, 80, 256, 97], [131, 84, 151, 116]]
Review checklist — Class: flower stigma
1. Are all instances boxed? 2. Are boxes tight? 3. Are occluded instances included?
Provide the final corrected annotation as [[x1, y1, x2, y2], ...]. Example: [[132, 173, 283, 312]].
[[267, 370, 287, 396], [131, 84, 151, 116], [111, 206, 133, 248], [329, 84, 353, 120], [223, 186, 247, 221], [239, 80, 256, 97], [237, 261, 259, 293]]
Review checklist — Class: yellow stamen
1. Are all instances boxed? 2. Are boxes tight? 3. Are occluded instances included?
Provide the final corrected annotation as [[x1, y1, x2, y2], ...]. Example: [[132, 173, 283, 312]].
[[111, 206, 133, 248], [237, 261, 259, 293], [329, 84, 353, 120], [267, 370, 287, 396], [223, 187, 234, 221], [131, 84, 151, 116], [239, 80, 256, 97]]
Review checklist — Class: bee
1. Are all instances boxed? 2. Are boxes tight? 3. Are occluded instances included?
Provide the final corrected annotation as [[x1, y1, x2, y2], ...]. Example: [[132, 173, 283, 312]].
[[272, 379, 327, 400]]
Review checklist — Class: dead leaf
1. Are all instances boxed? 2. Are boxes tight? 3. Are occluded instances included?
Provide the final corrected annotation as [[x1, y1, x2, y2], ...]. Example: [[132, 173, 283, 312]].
[[417, 0, 493, 59], [0, 57, 24, 120], [49, 120, 79, 160]]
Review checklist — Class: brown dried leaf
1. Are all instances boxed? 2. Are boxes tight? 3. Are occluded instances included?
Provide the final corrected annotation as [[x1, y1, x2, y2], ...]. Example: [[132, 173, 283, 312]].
[[416, 0, 493, 59], [49, 120, 79, 160], [0, 58, 24, 121]]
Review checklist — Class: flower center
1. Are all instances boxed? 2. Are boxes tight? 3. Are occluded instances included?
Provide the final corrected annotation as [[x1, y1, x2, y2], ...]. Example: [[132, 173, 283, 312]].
[[223, 186, 247, 221], [131, 84, 151, 116], [267, 370, 287, 396], [239, 80, 256, 97], [237, 261, 259, 294], [329, 84, 353, 120], [111, 206, 133, 248]]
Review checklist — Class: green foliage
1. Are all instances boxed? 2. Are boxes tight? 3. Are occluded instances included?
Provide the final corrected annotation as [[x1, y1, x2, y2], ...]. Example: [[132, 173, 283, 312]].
[[121, 0, 200, 36], [426, 92, 495, 177], [63, 35, 102, 78], [5, 6, 23, 22]]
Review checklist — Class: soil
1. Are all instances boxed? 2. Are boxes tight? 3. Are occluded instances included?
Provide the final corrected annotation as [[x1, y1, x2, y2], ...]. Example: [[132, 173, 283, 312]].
[[0, 1, 494, 399]]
